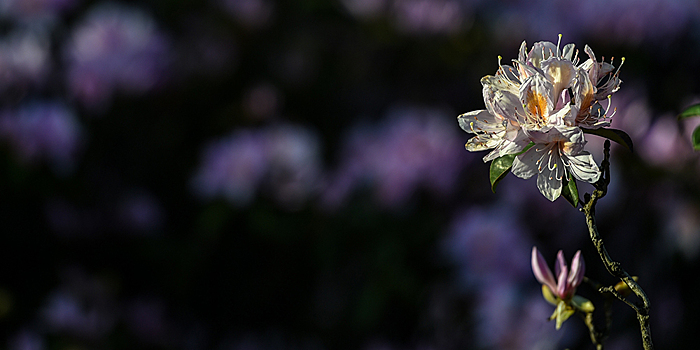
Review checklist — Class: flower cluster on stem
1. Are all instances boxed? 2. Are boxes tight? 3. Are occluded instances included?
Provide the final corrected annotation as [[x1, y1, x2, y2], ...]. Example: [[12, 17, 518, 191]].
[[458, 35, 624, 201]]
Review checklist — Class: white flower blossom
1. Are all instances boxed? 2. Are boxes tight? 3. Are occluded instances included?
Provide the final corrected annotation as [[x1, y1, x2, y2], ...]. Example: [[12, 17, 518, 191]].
[[512, 126, 600, 201], [458, 36, 621, 201]]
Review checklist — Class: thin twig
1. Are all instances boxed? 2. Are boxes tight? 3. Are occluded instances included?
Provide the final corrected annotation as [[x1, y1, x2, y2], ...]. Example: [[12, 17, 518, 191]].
[[581, 277, 613, 349], [580, 140, 654, 350]]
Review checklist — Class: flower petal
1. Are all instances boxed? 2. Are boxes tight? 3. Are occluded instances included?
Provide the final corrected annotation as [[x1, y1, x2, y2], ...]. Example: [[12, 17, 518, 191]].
[[568, 250, 585, 288], [512, 147, 542, 180], [555, 250, 566, 277], [541, 57, 576, 103], [556, 263, 569, 298], [566, 151, 600, 184], [536, 163, 563, 201], [532, 247, 557, 294], [482, 129, 530, 162], [466, 133, 502, 152], [561, 43, 575, 61], [520, 74, 555, 127], [457, 110, 501, 134], [573, 67, 596, 114], [518, 41, 528, 62], [548, 102, 576, 127], [528, 41, 557, 69]]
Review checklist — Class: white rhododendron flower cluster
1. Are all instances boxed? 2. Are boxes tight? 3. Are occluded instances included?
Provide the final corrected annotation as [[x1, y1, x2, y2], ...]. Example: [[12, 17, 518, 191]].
[[458, 36, 624, 201]]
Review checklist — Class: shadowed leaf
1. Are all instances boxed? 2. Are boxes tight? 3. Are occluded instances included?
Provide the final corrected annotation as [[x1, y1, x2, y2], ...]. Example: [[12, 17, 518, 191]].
[[693, 126, 700, 151], [489, 154, 516, 193], [489, 142, 534, 193], [582, 128, 633, 152], [678, 103, 700, 119], [561, 173, 579, 208]]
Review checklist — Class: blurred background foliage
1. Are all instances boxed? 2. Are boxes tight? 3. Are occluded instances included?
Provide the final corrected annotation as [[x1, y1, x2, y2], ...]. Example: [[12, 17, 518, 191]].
[[1, 0, 700, 349]]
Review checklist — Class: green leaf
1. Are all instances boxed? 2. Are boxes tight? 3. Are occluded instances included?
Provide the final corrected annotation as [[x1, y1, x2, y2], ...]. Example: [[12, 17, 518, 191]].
[[693, 125, 700, 151], [582, 128, 634, 152], [678, 103, 700, 119], [561, 174, 579, 208], [489, 153, 516, 193], [488, 143, 535, 193]]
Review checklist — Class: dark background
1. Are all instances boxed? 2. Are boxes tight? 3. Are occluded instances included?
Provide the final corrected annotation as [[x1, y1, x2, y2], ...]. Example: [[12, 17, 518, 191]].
[[1, 0, 699, 349]]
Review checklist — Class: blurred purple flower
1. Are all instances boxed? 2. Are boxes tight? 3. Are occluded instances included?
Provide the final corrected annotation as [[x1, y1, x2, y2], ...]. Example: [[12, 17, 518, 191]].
[[64, 3, 170, 109], [0, 29, 51, 91], [265, 124, 322, 209], [7, 330, 45, 350], [41, 268, 117, 339], [492, 0, 700, 45], [0, 0, 77, 23], [0, 101, 83, 174], [391, 0, 466, 35], [191, 129, 268, 207], [608, 90, 652, 145], [638, 115, 692, 169], [474, 281, 565, 350], [191, 124, 322, 209], [656, 193, 700, 260], [441, 206, 532, 288], [322, 105, 468, 209]]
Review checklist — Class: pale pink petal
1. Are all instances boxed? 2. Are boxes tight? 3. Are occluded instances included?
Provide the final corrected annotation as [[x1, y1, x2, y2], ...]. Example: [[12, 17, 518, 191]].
[[568, 250, 585, 287], [556, 264, 569, 298], [532, 247, 557, 294], [555, 250, 567, 277]]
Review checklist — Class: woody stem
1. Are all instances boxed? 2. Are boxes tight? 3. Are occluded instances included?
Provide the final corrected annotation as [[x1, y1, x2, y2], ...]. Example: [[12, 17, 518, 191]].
[[580, 140, 653, 350]]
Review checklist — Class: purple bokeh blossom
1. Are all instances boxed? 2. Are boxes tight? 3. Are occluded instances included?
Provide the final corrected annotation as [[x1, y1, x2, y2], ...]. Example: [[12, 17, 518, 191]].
[[0, 0, 78, 23], [0, 29, 51, 92], [191, 124, 322, 209], [7, 330, 45, 350], [0, 101, 83, 174], [191, 129, 269, 207], [391, 0, 466, 35], [40, 268, 117, 340], [64, 3, 170, 109], [474, 282, 566, 350], [322, 105, 469, 209], [441, 205, 532, 288], [638, 115, 693, 169], [491, 0, 700, 45]]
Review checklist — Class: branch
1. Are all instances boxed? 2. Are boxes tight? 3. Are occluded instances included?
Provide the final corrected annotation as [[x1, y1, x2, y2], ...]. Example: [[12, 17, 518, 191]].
[[580, 140, 654, 350], [581, 277, 614, 349]]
